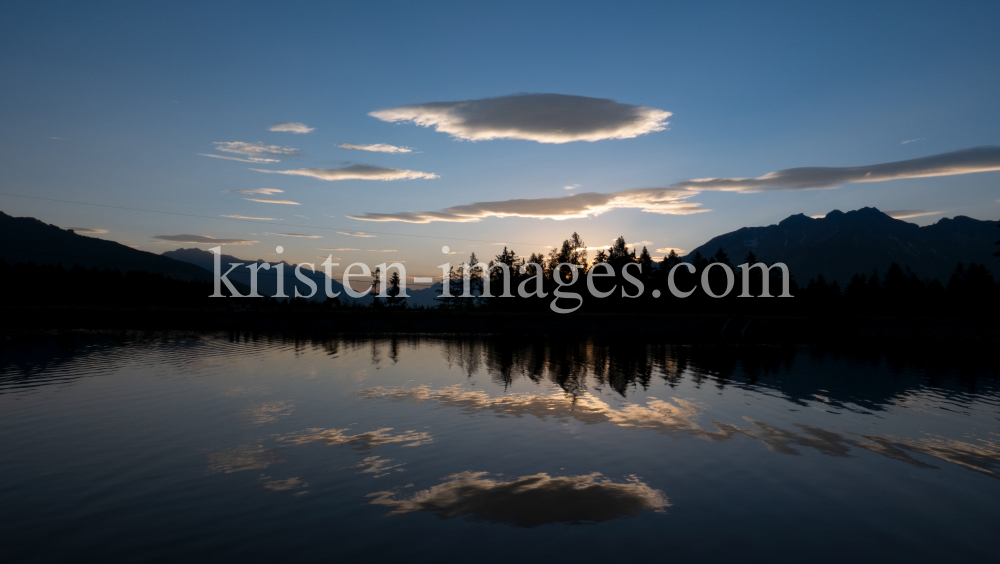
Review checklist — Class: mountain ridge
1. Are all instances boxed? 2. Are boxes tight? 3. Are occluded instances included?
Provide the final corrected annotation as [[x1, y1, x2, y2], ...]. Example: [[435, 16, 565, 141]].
[[0, 211, 220, 284], [684, 207, 999, 284]]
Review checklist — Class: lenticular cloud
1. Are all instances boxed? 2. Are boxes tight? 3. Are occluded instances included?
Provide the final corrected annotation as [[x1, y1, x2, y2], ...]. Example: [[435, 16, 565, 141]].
[[369, 93, 672, 144]]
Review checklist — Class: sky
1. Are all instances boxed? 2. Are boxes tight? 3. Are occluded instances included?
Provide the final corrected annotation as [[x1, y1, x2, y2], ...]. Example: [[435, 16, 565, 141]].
[[2, 1, 999, 284]]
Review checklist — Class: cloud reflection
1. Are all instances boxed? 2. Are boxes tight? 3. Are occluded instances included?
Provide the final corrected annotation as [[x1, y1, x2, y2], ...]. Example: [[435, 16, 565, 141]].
[[364, 385, 1000, 479], [280, 427, 432, 451], [368, 471, 669, 527]]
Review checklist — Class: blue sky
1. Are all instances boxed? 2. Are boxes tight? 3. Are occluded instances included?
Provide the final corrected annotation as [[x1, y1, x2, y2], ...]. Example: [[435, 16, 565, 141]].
[[2, 1, 998, 281]]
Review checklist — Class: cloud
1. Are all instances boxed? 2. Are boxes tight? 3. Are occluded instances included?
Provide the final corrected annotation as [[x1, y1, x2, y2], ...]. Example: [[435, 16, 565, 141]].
[[319, 248, 359, 251], [266, 232, 323, 238], [564, 184, 581, 190], [200, 153, 280, 164], [222, 215, 280, 220], [349, 147, 1000, 223], [245, 198, 301, 205], [69, 227, 108, 234], [254, 164, 438, 181], [901, 138, 924, 144], [884, 210, 943, 219], [152, 234, 258, 245], [656, 247, 685, 255], [669, 146, 1000, 193], [367, 249, 398, 252], [348, 188, 706, 223], [49, 136, 69, 141], [368, 471, 669, 527], [231, 188, 284, 195], [269, 122, 314, 134], [338, 231, 376, 237], [213, 141, 300, 159], [338, 143, 413, 154], [369, 93, 671, 144]]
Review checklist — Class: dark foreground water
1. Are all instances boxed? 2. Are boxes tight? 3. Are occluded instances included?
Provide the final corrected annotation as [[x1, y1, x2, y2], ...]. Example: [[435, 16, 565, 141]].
[[2, 332, 999, 563]]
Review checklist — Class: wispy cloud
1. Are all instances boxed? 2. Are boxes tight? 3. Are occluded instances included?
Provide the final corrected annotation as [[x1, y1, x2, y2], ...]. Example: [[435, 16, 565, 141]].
[[200, 153, 280, 164], [266, 232, 323, 238], [901, 138, 924, 145], [369, 93, 671, 144], [318, 248, 359, 251], [564, 184, 581, 190], [367, 249, 398, 252], [656, 247, 685, 255], [269, 122, 314, 134], [669, 146, 1000, 192], [348, 188, 705, 223], [254, 164, 438, 181], [69, 227, 108, 234], [338, 231, 376, 237], [49, 136, 69, 141], [346, 148, 1000, 223], [153, 234, 257, 245], [213, 141, 300, 159], [222, 215, 280, 220], [231, 188, 284, 195], [244, 198, 301, 205], [338, 143, 413, 153], [884, 210, 943, 219]]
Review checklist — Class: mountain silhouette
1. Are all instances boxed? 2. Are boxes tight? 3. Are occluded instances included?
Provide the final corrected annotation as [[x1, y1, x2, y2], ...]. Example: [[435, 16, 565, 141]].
[[162, 247, 349, 301], [163, 247, 446, 306], [685, 207, 999, 284], [0, 211, 219, 283]]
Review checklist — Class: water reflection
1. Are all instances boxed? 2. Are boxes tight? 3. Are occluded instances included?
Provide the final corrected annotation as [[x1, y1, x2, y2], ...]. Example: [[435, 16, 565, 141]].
[[260, 476, 309, 494], [237, 400, 295, 426], [368, 472, 669, 527], [364, 385, 1000, 479], [208, 444, 285, 474], [5, 332, 996, 410], [280, 427, 432, 450]]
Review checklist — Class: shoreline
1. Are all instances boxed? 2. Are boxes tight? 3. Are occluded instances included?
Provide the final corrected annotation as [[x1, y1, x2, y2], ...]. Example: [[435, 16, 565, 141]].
[[3, 306, 997, 345]]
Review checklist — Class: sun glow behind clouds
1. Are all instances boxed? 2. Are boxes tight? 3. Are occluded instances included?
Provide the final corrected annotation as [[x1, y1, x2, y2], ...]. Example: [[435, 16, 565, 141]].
[[348, 147, 1000, 223], [348, 188, 706, 223]]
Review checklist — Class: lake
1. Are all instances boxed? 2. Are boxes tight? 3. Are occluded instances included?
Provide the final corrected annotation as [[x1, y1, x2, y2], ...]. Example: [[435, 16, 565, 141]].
[[2, 332, 999, 563]]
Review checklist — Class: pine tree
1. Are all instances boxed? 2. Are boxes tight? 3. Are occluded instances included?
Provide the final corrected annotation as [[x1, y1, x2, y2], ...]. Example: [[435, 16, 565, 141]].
[[467, 252, 483, 296], [712, 247, 732, 268], [386, 271, 405, 308], [638, 246, 653, 273]]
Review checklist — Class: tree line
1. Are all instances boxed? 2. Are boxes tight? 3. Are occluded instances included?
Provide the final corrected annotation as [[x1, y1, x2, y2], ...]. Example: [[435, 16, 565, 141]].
[[427, 231, 999, 316]]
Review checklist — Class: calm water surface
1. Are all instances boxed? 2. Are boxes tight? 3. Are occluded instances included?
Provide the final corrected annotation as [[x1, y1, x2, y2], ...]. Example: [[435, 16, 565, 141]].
[[2, 332, 999, 563]]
